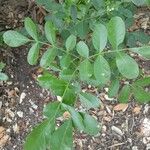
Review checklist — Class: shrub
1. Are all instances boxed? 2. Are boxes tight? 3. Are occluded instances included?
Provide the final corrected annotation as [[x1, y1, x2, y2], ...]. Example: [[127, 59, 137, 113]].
[[2, 0, 150, 149]]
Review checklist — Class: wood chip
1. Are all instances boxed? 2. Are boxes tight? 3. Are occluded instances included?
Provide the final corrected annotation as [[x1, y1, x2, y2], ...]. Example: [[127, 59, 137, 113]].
[[133, 106, 141, 114], [113, 103, 128, 111], [0, 127, 9, 148]]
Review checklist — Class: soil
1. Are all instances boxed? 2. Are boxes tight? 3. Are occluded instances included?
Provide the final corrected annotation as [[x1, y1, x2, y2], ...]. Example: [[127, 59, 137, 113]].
[[0, 0, 150, 150]]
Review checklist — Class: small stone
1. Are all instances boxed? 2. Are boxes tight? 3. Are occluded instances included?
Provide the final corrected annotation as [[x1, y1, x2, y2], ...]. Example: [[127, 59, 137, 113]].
[[19, 92, 26, 104], [17, 111, 23, 118], [57, 96, 62, 102], [0, 101, 2, 109], [13, 124, 19, 133], [132, 146, 138, 150], [111, 126, 124, 136]]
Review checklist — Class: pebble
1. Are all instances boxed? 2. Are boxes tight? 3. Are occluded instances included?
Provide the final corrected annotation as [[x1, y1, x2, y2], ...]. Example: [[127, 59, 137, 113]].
[[17, 111, 23, 118], [111, 126, 124, 136], [132, 146, 138, 150], [29, 100, 38, 110], [19, 92, 26, 104], [0, 101, 2, 109]]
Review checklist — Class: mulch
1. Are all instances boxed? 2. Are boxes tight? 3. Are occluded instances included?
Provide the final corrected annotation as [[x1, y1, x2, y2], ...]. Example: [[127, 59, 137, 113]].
[[0, 0, 150, 150]]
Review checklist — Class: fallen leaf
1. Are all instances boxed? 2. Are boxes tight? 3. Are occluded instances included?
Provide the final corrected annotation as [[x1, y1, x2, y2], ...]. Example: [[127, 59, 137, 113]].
[[133, 106, 141, 114], [63, 111, 71, 120], [0, 126, 9, 148], [113, 103, 128, 111]]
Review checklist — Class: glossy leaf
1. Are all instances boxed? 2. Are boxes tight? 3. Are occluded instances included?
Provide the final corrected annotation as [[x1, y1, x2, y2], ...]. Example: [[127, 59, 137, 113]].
[[116, 52, 139, 79], [40, 48, 57, 68], [94, 55, 111, 84], [65, 35, 76, 51], [45, 21, 56, 45], [107, 16, 125, 49], [62, 88, 77, 105], [0, 72, 8, 81], [79, 59, 93, 81], [118, 84, 130, 103], [51, 120, 73, 150], [38, 73, 67, 96], [3, 31, 30, 47], [24, 120, 53, 150], [79, 92, 100, 109], [25, 17, 38, 41], [82, 113, 100, 135], [130, 46, 150, 60], [108, 79, 120, 98], [134, 77, 150, 87], [76, 41, 89, 58], [43, 102, 60, 119], [27, 43, 40, 65], [132, 86, 150, 103], [92, 24, 107, 51]]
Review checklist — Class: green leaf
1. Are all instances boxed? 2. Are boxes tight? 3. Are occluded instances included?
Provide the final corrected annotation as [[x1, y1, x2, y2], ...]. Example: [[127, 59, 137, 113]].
[[91, 0, 105, 10], [0, 72, 8, 81], [82, 113, 100, 135], [24, 120, 53, 150], [118, 84, 131, 103], [45, 21, 56, 45], [62, 104, 84, 131], [79, 59, 93, 81], [108, 79, 120, 98], [65, 35, 76, 51], [60, 54, 71, 69], [107, 16, 125, 49], [51, 120, 73, 150], [79, 92, 100, 109], [94, 55, 111, 84], [130, 46, 150, 60], [27, 43, 40, 65], [3, 31, 30, 47], [134, 77, 150, 87], [132, 86, 150, 103], [60, 69, 75, 81], [76, 41, 89, 58], [75, 21, 89, 39], [43, 102, 60, 119], [70, 5, 77, 22], [63, 88, 77, 105], [0, 62, 5, 71], [116, 52, 139, 79], [38, 73, 67, 96], [92, 24, 107, 51], [25, 17, 38, 41], [131, 0, 147, 6], [40, 48, 57, 68]]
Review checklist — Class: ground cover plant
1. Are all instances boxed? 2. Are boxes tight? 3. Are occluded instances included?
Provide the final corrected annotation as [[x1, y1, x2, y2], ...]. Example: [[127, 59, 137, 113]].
[[2, 0, 150, 149]]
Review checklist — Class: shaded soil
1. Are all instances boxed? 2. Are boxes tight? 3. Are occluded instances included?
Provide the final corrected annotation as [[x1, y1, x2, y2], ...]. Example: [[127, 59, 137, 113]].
[[0, 0, 150, 150]]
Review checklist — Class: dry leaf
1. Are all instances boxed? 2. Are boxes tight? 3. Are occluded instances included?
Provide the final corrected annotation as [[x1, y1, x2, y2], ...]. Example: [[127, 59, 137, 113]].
[[113, 104, 128, 111], [133, 106, 141, 114], [63, 111, 71, 119], [0, 126, 9, 148]]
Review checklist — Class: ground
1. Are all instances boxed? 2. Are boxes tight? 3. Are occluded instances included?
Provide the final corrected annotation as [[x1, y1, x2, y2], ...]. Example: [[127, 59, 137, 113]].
[[0, 0, 150, 150]]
